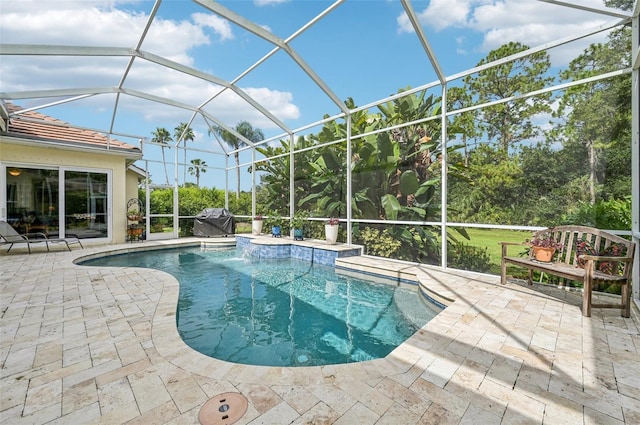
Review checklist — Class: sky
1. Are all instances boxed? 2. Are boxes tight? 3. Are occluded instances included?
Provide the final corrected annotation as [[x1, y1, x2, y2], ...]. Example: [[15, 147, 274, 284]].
[[0, 0, 629, 190]]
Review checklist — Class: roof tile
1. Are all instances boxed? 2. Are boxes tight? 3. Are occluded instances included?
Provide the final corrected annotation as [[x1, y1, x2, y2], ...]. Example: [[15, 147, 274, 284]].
[[2, 103, 140, 153]]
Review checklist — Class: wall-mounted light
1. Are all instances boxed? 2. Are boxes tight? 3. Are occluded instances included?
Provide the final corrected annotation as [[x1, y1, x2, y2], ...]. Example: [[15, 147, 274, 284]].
[[8, 168, 22, 177]]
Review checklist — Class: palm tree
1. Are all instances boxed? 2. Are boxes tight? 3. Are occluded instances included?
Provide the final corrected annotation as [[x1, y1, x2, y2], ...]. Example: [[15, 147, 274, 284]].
[[210, 121, 264, 198], [151, 127, 173, 185], [174, 122, 195, 184], [188, 159, 207, 188]]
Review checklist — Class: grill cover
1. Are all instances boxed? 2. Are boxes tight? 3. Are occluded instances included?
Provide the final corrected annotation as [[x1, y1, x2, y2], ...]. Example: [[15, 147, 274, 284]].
[[193, 208, 235, 237]]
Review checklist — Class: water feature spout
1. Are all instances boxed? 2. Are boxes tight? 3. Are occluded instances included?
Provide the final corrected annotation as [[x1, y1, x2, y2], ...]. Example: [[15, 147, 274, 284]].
[[242, 243, 259, 258]]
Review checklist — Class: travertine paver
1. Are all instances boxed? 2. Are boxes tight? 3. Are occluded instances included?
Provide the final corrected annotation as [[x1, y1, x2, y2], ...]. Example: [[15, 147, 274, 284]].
[[1, 238, 639, 424]]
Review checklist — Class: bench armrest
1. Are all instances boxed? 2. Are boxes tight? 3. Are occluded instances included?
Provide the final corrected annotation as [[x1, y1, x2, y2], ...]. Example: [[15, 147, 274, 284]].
[[579, 254, 634, 279], [578, 254, 633, 263], [500, 242, 526, 246], [500, 241, 528, 258]]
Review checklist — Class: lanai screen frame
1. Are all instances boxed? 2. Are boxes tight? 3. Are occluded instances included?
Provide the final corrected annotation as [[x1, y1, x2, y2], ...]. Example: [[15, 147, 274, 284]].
[[230, 0, 640, 309], [0, 0, 638, 306]]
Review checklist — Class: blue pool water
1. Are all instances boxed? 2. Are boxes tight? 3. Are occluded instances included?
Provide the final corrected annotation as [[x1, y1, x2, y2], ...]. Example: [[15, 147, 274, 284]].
[[82, 247, 439, 366]]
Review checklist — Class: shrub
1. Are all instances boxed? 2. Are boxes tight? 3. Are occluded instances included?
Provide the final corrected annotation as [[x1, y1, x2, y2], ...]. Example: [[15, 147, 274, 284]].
[[359, 227, 402, 258], [561, 197, 631, 229], [447, 241, 492, 273]]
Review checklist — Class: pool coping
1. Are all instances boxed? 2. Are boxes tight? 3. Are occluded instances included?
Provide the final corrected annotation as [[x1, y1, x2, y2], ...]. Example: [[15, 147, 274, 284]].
[[74, 236, 494, 383]]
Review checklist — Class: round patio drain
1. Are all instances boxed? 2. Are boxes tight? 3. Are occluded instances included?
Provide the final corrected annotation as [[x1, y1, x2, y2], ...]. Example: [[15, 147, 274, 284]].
[[198, 392, 248, 425]]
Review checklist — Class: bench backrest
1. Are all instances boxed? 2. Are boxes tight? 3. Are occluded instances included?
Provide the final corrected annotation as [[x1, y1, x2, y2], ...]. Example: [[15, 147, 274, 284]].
[[533, 226, 635, 272]]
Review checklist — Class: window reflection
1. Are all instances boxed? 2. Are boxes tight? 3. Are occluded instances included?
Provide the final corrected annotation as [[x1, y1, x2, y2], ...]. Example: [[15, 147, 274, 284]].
[[5, 167, 109, 240], [6, 168, 60, 236], [64, 171, 108, 239]]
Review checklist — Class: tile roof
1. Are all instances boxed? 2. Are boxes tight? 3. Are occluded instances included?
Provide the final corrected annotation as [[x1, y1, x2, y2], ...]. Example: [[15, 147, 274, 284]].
[[1, 103, 141, 154]]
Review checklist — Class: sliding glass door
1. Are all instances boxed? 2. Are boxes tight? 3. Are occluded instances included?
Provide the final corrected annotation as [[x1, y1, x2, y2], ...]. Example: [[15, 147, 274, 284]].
[[5, 167, 60, 235], [3, 165, 111, 241], [64, 171, 109, 239]]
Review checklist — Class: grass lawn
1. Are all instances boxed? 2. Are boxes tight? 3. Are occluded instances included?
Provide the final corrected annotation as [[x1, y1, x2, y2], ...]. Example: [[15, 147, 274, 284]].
[[236, 222, 251, 234], [464, 228, 529, 263], [462, 228, 531, 275]]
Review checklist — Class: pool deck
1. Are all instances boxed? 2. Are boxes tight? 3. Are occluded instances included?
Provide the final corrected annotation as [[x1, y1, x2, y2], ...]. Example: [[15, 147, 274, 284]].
[[1, 237, 639, 424]]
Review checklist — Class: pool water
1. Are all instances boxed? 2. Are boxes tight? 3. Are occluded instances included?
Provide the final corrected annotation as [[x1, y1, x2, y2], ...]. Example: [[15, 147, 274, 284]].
[[83, 247, 439, 366]]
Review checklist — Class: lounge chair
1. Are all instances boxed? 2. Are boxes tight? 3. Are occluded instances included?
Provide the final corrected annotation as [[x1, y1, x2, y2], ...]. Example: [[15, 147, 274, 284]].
[[0, 220, 83, 253]]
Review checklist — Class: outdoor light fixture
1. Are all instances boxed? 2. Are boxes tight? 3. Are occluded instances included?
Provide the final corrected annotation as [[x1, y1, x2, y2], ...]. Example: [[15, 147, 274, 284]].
[[8, 168, 22, 177]]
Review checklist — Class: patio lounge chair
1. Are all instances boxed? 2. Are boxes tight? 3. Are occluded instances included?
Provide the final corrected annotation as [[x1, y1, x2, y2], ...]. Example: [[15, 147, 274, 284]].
[[0, 220, 83, 253]]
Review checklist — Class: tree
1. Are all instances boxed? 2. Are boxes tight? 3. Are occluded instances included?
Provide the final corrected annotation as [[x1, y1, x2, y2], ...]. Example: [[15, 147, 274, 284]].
[[188, 159, 207, 188], [449, 144, 524, 225], [151, 127, 172, 185], [210, 121, 264, 198], [254, 139, 291, 215], [447, 42, 560, 226], [604, 0, 633, 10], [553, 13, 632, 204], [174, 123, 195, 184], [259, 91, 468, 263], [447, 86, 480, 167], [465, 42, 554, 152]]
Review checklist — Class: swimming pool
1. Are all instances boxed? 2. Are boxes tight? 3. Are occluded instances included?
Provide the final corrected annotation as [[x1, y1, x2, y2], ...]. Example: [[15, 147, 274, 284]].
[[83, 246, 439, 366]]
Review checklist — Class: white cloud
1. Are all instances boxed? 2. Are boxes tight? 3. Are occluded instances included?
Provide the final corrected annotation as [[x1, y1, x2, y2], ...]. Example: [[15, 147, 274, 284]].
[[468, 0, 609, 48], [399, 0, 620, 65], [192, 12, 234, 41], [1, 5, 143, 47], [245, 87, 300, 121], [455, 36, 468, 55], [0, 0, 300, 133], [416, 0, 472, 32]]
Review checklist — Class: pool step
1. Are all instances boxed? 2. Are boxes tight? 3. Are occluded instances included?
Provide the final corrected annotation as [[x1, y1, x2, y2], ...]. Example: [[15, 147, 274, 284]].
[[200, 239, 236, 250], [335, 256, 419, 284]]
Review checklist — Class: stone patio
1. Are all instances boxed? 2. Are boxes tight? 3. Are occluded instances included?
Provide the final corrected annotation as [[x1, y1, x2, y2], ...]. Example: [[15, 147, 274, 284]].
[[1, 238, 639, 424]]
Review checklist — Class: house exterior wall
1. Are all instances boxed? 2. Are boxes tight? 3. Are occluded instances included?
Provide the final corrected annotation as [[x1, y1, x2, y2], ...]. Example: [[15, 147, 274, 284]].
[[1, 139, 135, 244]]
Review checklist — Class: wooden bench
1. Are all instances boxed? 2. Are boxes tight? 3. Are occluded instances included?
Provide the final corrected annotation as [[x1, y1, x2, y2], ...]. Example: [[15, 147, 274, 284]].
[[500, 225, 635, 317]]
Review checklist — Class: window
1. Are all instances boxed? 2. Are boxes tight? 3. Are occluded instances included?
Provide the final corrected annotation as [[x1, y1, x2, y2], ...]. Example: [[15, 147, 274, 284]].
[[4, 166, 110, 240], [6, 167, 60, 236], [64, 171, 108, 239]]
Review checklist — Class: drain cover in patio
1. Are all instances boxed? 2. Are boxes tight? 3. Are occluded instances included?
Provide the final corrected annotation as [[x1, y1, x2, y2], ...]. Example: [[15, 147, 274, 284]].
[[198, 392, 248, 425]]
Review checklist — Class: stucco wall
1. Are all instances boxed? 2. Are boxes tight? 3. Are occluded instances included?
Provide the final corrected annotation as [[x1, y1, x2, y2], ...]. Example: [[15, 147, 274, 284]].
[[1, 139, 135, 244], [126, 171, 141, 204]]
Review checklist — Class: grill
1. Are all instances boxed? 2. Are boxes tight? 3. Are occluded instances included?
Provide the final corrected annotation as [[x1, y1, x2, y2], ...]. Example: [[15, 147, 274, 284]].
[[193, 208, 235, 237]]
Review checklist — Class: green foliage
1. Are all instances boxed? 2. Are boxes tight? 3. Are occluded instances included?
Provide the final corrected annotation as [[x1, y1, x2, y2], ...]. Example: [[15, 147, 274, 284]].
[[464, 42, 553, 151], [151, 127, 172, 185], [264, 211, 286, 229], [176, 187, 224, 216], [174, 123, 194, 143], [175, 122, 195, 184], [290, 210, 309, 230], [604, 0, 633, 10], [147, 188, 173, 214], [211, 121, 265, 198], [279, 90, 469, 263], [254, 140, 291, 214], [228, 192, 253, 216], [187, 159, 207, 187], [447, 242, 492, 273], [553, 23, 632, 206], [448, 145, 527, 225], [299, 220, 326, 240], [358, 227, 402, 258], [561, 198, 632, 230], [251, 36, 632, 271]]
